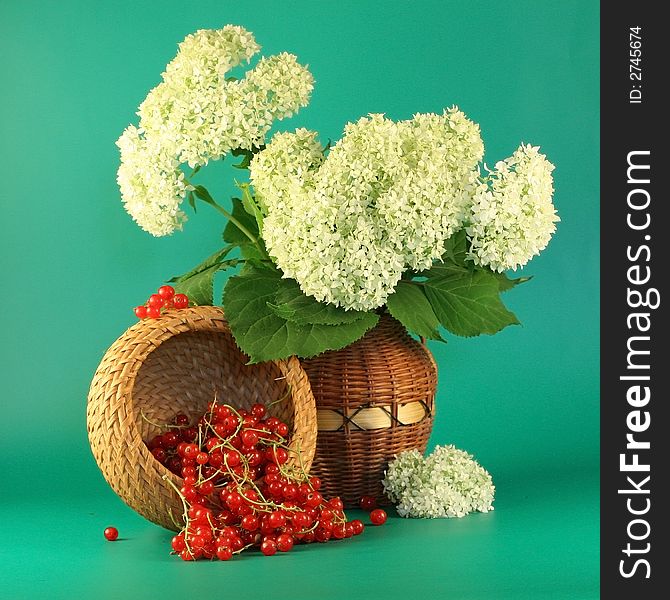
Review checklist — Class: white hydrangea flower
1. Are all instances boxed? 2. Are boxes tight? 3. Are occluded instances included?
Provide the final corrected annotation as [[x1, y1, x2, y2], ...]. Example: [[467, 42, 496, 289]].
[[383, 444, 495, 518], [117, 26, 314, 236], [116, 125, 191, 236], [467, 144, 559, 272], [250, 109, 484, 311]]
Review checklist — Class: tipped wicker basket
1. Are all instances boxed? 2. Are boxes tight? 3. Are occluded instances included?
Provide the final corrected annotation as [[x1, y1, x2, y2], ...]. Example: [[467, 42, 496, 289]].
[[302, 314, 437, 507], [87, 306, 317, 531]]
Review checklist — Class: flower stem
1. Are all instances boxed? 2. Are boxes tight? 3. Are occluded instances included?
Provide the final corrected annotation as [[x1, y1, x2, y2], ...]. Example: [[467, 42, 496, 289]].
[[185, 180, 268, 258]]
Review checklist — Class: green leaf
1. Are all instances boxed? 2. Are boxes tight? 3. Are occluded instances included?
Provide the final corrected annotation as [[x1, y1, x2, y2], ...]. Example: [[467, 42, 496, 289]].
[[490, 270, 533, 292], [187, 190, 196, 213], [386, 282, 444, 341], [173, 264, 220, 306], [223, 263, 378, 363], [270, 279, 370, 325], [421, 262, 469, 279], [423, 269, 519, 337], [232, 149, 254, 170], [442, 229, 468, 265], [193, 185, 217, 207], [168, 246, 234, 283], [239, 183, 264, 234], [168, 246, 241, 305], [223, 198, 260, 244]]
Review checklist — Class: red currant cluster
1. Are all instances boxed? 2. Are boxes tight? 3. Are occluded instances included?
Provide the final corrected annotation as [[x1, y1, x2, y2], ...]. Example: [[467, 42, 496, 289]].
[[145, 400, 378, 562], [134, 285, 189, 320]]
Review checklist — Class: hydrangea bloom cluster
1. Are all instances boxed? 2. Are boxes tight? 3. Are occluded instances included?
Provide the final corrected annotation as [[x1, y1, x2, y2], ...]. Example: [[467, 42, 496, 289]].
[[467, 144, 559, 272], [117, 26, 313, 236], [250, 109, 485, 311], [383, 445, 495, 518]]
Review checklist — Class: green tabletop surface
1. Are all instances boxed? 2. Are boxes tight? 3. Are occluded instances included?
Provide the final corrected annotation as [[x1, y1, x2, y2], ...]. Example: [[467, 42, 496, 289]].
[[1, 1, 599, 598]]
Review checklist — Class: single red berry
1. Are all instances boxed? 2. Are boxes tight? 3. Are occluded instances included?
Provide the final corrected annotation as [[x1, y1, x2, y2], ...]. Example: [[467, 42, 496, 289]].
[[198, 480, 215, 496], [276, 533, 294, 552], [241, 430, 259, 447], [171, 534, 186, 552], [351, 519, 365, 535], [158, 285, 175, 299], [241, 514, 259, 531], [268, 447, 289, 465], [328, 497, 344, 511], [216, 545, 233, 561], [104, 527, 119, 541], [148, 294, 165, 308], [173, 293, 189, 309], [305, 491, 323, 508], [370, 508, 387, 526], [134, 305, 148, 319], [261, 539, 277, 556], [267, 510, 286, 529], [250, 403, 266, 419], [359, 495, 377, 511], [274, 422, 289, 437], [147, 305, 161, 319], [151, 447, 166, 463]]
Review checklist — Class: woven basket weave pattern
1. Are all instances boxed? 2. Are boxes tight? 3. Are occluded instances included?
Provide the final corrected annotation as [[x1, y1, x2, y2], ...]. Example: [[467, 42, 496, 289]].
[[87, 306, 317, 531], [302, 314, 437, 506]]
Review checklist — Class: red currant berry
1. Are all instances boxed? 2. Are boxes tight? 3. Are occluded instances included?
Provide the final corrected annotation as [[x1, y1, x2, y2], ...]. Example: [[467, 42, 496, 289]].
[[173, 293, 189, 309], [241, 514, 259, 531], [151, 447, 166, 463], [103, 527, 119, 541], [250, 403, 266, 419], [198, 480, 215, 496], [147, 305, 161, 319], [332, 523, 346, 539], [276, 533, 294, 552], [370, 508, 387, 526], [274, 422, 290, 437], [282, 483, 298, 500], [268, 447, 289, 465], [351, 519, 365, 535], [314, 528, 331, 543], [158, 285, 175, 299], [267, 510, 286, 529], [174, 413, 190, 426], [216, 545, 233, 561], [305, 491, 323, 508], [241, 430, 259, 447], [182, 444, 199, 459], [328, 497, 344, 511], [134, 306, 148, 319], [148, 294, 164, 308], [359, 495, 377, 511], [261, 539, 277, 556], [171, 534, 186, 552], [308, 477, 322, 491]]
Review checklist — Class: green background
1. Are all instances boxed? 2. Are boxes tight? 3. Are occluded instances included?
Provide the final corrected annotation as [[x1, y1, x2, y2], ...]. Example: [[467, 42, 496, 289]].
[[0, 1, 599, 598]]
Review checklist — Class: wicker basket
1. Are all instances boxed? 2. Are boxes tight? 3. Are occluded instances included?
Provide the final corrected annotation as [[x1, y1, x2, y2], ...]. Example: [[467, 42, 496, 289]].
[[302, 314, 437, 507], [87, 306, 317, 531]]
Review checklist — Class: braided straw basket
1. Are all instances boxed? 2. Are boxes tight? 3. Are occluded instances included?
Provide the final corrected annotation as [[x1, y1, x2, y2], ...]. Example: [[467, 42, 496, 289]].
[[87, 306, 317, 531], [302, 314, 437, 507]]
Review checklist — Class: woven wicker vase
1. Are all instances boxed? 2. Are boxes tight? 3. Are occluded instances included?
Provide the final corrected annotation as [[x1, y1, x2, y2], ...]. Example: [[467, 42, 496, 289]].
[[87, 306, 317, 531], [302, 314, 437, 507]]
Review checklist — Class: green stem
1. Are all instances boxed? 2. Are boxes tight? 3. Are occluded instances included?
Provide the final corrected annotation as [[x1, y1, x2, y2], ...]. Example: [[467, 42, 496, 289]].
[[185, 179, 268, 258], [210, 201, 259, 247]]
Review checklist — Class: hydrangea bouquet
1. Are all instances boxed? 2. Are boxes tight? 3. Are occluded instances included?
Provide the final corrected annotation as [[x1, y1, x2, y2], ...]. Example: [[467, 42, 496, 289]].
[[117, 26, 559, 363]]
